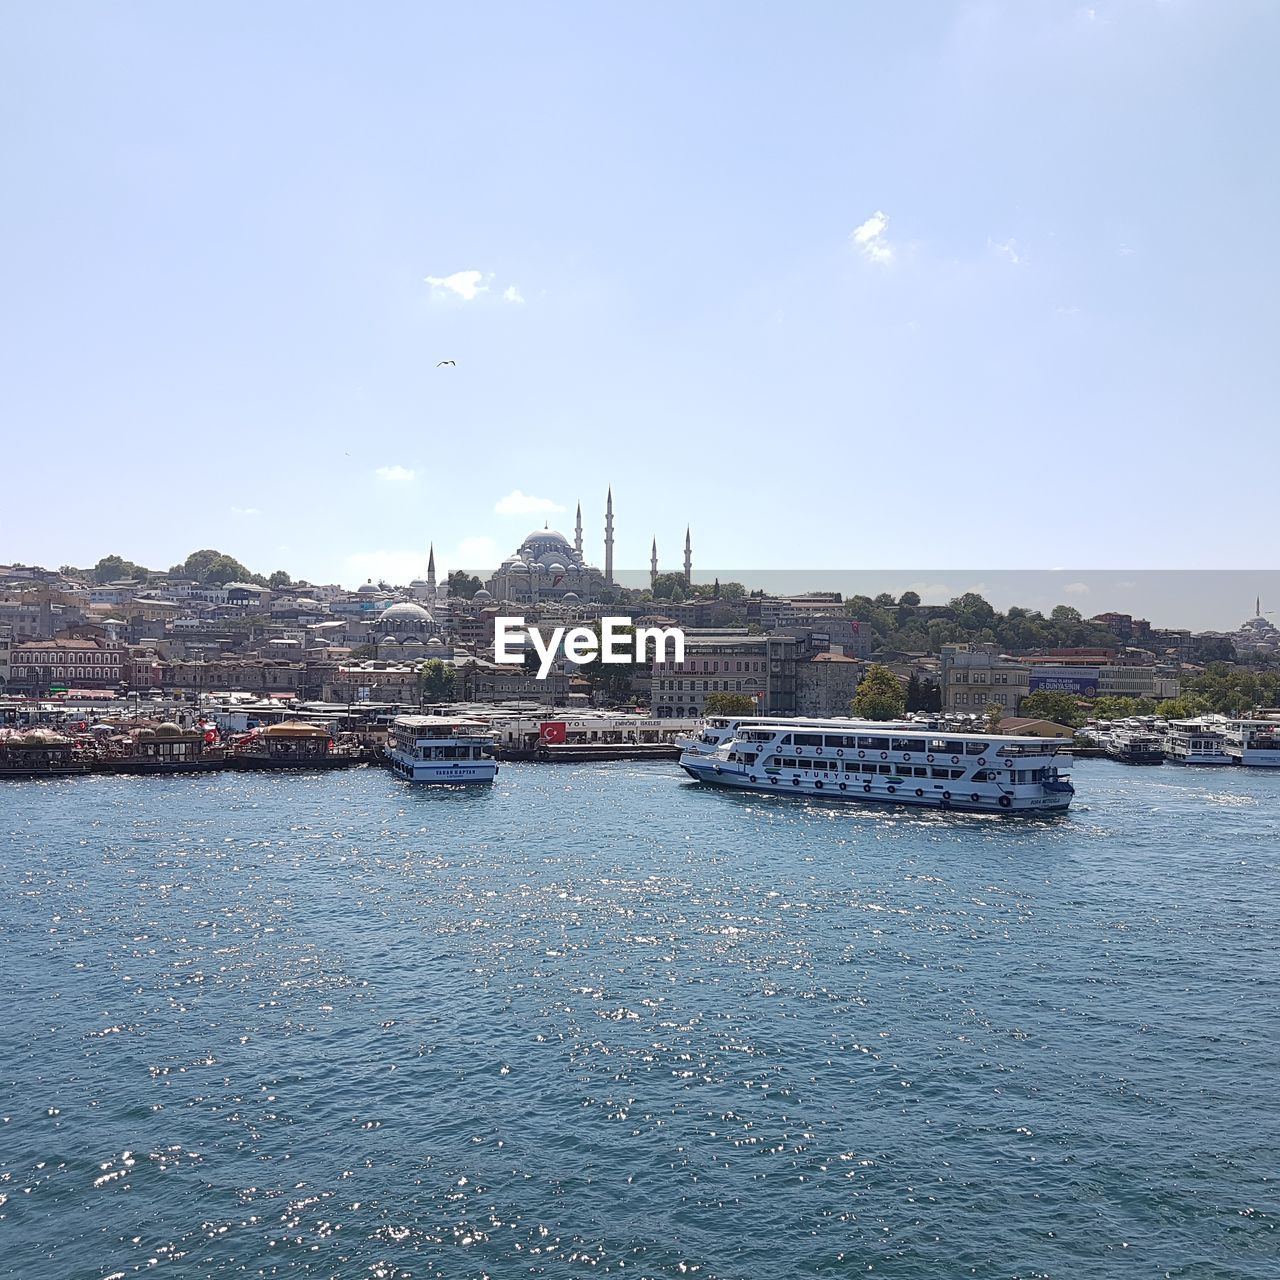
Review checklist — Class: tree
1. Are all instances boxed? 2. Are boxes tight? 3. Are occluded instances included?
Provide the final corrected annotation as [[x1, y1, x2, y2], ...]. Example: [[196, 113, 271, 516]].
[[1018, 690, 1083, 727], [650, 573, 687, 600], [985, 702, 1005, 732], [898, 590, 921, 607], [852, 664, 906, 720], [170, 549, 262, 586], [447, 570, 483, 600], [268, 570, 292, 589], [93, 554, 147, 584], [705, 691, 758, 717], [418, 659, 456, 703], [1156, 694, 1212, 720]]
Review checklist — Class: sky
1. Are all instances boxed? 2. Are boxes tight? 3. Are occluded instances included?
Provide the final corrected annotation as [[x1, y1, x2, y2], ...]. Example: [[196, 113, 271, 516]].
[[2, 1, 1277, 608]]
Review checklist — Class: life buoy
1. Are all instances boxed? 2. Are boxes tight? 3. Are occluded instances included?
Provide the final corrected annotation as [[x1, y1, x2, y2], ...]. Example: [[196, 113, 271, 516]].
[[880, 751, 888, 760], [770, 776, 778, 784], [915, 788, 924, 797], [858, 750, 865, 759], [1007, 760, 1014, 769], [903, 753, 911, 761], [792, 777, 800, 786], [863, 783, 871, 793], [942, 790, 951, 800], [951, 756, 960, 764], [749, 775, 757, 783], [926, 754, 934, 763], [816, 746, 822, 755], [887, 784, 896, 794], [999, 795, 1012, 808], [814, 780, 823, 789], [971, 793, 980, 803], [839, 782, 846, 791], [836, 749, 843, 758], [978, 757, 986, 766]]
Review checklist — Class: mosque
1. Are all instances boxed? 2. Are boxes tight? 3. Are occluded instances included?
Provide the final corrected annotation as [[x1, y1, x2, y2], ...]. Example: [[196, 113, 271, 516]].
[[480, 488, 693, 604]]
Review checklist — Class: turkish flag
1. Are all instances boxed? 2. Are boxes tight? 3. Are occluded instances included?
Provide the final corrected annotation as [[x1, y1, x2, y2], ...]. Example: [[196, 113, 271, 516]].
[[540, 721, 567, 744]]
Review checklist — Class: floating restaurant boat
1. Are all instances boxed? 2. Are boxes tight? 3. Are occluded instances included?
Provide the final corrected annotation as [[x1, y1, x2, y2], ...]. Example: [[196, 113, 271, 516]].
[[678, 719, 1074, 813], [385, 715, 498, 784], [231, 720, 362, 770], [105, 722, 225, 774], [0, 728, 91, 778]]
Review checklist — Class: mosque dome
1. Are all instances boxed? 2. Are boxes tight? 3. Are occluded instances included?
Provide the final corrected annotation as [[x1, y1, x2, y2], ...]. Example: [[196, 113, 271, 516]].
[[547, 562, 566, 575], [473, 588, 493, 601], [562, 592, 580, 603], [357, 581, 379, 594], [380, 601, 433, 625], [523, 529, 570, 548]]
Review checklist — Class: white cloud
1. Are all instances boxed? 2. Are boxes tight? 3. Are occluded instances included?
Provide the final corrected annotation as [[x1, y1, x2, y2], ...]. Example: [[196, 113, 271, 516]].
[[1063, 582, 1091, 595], [494, 489, 565, 516], [375, 465, 416, 483], [230, 506, 260, 517], [988, 237, 1021, 265], [503, 284, 525, 304], [424, 270, 491, 301], [851, 211, 894, 264]]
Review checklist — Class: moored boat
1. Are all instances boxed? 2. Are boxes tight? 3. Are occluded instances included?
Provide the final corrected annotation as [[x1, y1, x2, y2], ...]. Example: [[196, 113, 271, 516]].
[[385, 715, 498, 784]]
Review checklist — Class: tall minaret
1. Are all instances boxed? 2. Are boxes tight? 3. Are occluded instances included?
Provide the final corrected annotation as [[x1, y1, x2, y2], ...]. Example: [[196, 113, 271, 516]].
[[574, 503, 583, 558], [683, 526, 692, 584], [426, 543, 436, 594], [650, 538, 659, 589], [604, 486, 615, 585]]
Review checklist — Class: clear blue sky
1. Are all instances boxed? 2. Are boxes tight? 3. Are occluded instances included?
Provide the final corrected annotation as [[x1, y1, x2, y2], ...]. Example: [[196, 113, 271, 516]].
[[2, 1, 1276, 595]]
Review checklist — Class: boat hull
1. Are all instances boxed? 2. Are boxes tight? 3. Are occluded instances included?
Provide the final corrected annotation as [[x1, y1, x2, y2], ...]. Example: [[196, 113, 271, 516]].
[[385, 750, 497, 784], [678, 756, 1072, 814]]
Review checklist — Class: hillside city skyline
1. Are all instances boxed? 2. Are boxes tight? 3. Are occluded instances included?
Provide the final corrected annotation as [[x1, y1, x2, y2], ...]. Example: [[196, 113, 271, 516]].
[[3, 3, 1278, 582]]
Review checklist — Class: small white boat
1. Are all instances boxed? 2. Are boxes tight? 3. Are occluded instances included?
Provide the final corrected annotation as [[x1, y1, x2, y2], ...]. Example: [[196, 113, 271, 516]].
[[385, 715, 498, 784]]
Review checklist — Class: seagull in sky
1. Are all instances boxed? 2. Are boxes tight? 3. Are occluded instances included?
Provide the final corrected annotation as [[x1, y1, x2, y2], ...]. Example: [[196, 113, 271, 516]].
[[436, 359, 456, 367]]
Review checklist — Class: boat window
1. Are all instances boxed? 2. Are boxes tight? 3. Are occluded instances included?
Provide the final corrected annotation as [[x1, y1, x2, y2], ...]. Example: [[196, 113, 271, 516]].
[[891, 738, 928, 752], [794, 733, 823, 747], [777, 734, 793, 746], [942, 740, 966, 754], [782, 758, 796, 769], [964, 742, 989, 755], [856, 736, 882, 750]]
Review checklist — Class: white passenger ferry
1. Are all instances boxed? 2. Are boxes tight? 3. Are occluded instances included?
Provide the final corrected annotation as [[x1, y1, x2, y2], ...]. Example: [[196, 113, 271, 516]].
[[1216, 717, 1280, 768], [1162, 718, 1233, 766], [678, 719, 1074, 813], [385, 715, 498, 784]]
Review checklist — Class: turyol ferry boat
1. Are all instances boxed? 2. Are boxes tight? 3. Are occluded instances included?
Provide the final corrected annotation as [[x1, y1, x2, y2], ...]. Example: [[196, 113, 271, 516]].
[[385, 715, 498, 784], [677, 716, 1074, 814]]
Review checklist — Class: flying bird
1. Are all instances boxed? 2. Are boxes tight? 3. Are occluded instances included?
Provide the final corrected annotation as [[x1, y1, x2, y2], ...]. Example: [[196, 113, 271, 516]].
[[436, 359, 456, 367]]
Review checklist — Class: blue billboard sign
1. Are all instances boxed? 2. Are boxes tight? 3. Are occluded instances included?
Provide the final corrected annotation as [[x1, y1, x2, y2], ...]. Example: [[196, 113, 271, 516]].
[[1029, 673, 1098, 696]]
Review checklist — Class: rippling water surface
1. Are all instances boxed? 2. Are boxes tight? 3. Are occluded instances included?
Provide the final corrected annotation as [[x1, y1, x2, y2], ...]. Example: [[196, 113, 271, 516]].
[[1, 761, 1277, 1278]]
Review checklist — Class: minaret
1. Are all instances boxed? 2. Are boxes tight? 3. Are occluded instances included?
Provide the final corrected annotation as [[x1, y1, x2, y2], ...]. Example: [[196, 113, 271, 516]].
[[426, 543, 436, 594], [604, 486, 615, 585], [683, 526, 692, 584], [650, 538, 659, 589], [574, 503, 583, 558]]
